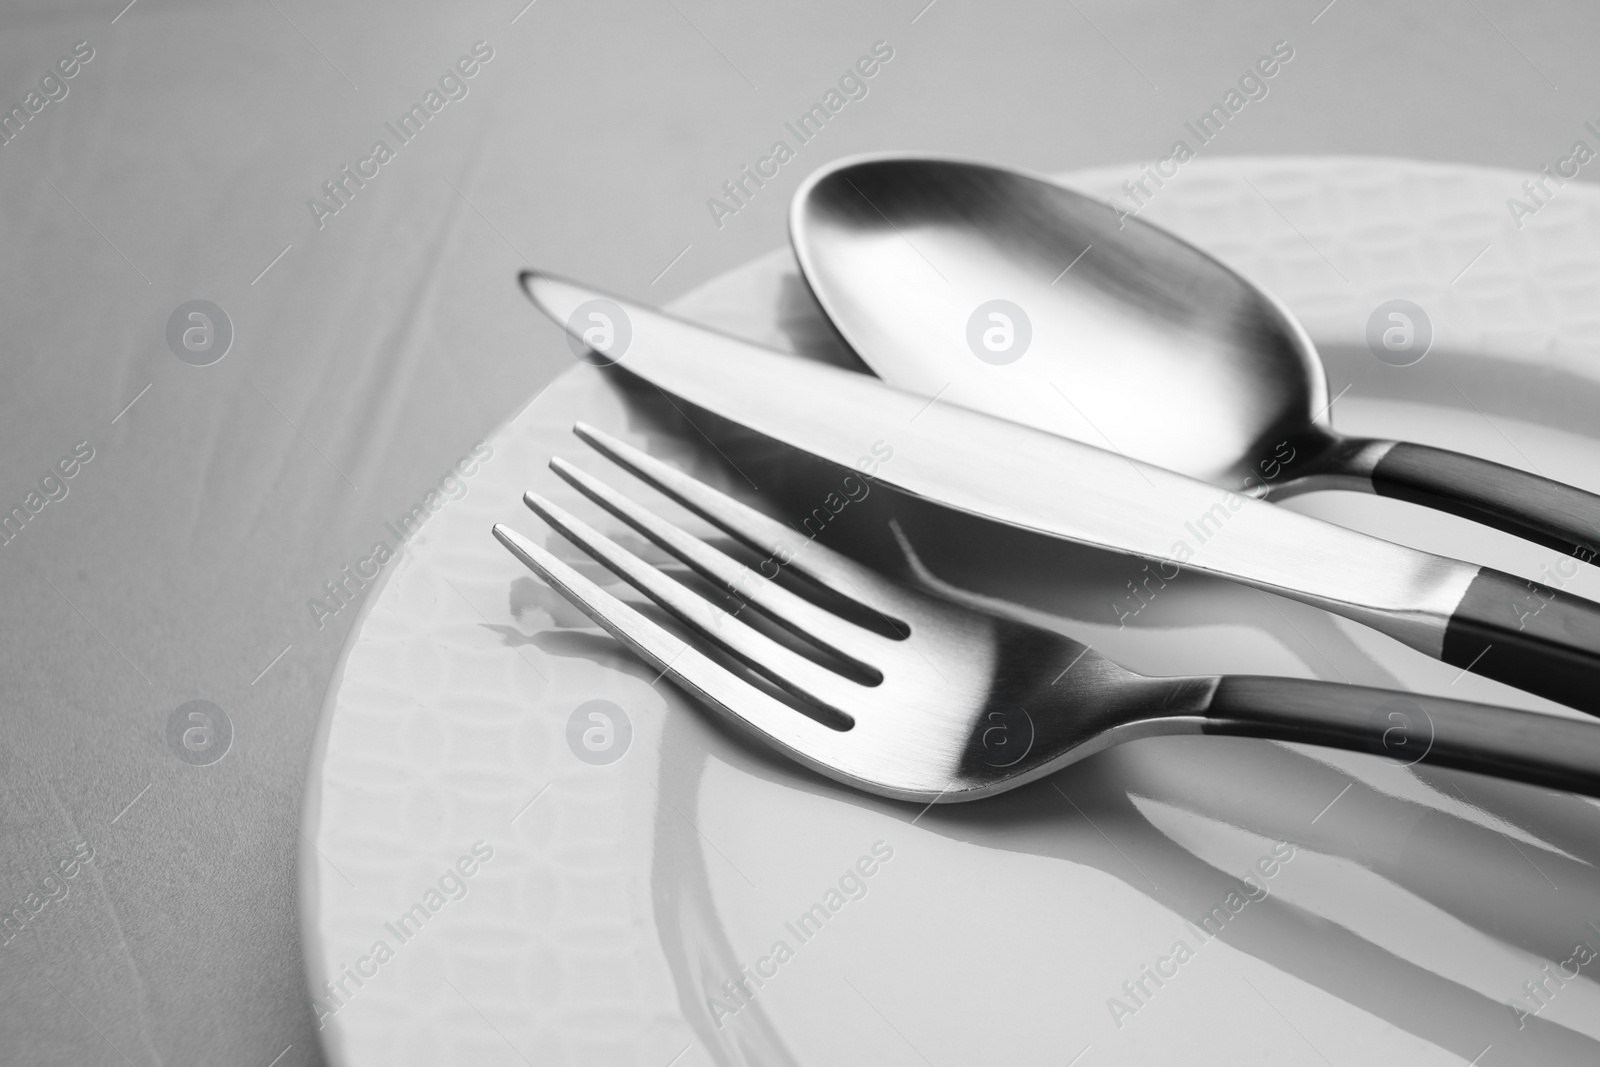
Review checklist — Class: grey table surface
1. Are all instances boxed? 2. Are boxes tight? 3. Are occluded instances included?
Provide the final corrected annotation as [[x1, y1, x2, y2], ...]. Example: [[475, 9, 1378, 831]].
[[2, 1, 1597, 1063]]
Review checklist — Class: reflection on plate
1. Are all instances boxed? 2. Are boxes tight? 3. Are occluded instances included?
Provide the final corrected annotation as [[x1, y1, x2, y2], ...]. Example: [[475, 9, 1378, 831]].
[[302, 158, 1600, 1067]]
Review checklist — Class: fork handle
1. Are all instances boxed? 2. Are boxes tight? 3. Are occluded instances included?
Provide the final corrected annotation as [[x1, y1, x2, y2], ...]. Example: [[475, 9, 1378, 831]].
[[1202, 676, 1600, 798]]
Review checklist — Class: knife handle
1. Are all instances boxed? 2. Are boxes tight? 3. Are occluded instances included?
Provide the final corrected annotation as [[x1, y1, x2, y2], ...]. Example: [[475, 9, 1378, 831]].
[[1362, 439, 1600, 564], [1202, 675, 1600, 797], [1438, 568, 1600, 716]]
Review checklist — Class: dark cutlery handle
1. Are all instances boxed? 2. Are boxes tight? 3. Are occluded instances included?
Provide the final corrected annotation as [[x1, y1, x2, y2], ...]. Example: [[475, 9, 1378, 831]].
[[1366, 439, 1600, 563], [1439, 568, 1600, 716], [1202, 675, 1600, 797]]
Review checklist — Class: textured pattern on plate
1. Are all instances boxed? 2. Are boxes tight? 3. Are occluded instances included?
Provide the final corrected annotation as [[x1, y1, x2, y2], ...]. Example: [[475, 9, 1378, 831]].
[[303, 159, 1600, 1067]]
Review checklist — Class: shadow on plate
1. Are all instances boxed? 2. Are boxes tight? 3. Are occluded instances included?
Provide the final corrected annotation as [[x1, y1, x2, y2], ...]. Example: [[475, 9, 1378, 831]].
[[517, 597, 1600, 1066]]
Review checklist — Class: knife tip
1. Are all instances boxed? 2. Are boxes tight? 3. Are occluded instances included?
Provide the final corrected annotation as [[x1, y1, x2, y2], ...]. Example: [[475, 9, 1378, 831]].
[[517, 267, 575, 326]]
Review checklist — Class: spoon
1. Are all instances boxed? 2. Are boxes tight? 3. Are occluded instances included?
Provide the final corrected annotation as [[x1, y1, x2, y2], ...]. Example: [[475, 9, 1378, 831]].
[[790, 154, 1600, 565]]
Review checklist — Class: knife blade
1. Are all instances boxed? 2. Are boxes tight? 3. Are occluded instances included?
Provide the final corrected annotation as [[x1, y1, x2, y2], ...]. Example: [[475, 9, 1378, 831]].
[[519, 270, 1600, 714]]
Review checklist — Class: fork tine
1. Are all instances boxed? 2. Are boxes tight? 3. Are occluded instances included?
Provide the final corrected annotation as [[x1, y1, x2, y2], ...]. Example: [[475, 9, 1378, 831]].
[[572, 422, 908, 628], [492, 523, 852, 758], [549, 455, 881, 675], [520, 491, 858, 720]]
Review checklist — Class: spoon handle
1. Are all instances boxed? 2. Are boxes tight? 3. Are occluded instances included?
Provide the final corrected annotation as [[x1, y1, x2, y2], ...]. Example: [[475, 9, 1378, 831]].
[[1359, 439, 1600, 564], [1201, 675, 1600, 797]]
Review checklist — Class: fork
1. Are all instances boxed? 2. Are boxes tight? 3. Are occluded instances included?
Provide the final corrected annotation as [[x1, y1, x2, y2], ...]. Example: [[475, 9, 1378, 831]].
[[492, 424, 1600, 804]]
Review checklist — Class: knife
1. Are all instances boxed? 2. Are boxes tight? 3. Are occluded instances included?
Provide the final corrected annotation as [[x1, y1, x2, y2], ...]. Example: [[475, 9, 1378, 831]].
[[519, 270, 1600, 715]]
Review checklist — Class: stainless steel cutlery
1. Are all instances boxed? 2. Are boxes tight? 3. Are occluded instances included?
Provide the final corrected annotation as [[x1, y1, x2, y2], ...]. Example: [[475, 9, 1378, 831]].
[[520, 271, 1600, 715], [494, 423, 1600, 802]]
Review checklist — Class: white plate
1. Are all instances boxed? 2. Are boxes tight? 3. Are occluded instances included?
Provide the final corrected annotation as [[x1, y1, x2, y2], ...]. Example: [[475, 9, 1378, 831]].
[[301, 158, 1600, 1067]]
